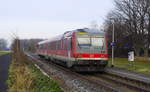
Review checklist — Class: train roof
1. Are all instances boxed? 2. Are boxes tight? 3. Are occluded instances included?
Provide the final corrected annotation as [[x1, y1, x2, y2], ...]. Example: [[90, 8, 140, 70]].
[[38, 35, 63, 45], [38, 28, 105, 45], [73, 28, 105, 34]]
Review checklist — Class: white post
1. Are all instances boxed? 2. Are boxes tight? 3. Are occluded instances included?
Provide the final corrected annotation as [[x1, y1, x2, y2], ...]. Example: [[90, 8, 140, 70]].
[[112, 19, 115, 67]]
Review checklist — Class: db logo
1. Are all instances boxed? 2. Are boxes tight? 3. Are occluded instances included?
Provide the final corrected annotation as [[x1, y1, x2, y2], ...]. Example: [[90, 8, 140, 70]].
[[101, 55, 104, 57], [90, 54, 94, 58]]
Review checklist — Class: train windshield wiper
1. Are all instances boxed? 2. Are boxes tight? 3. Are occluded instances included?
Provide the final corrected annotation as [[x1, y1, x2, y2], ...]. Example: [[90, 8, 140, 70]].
[[78, 43, 82, 48]]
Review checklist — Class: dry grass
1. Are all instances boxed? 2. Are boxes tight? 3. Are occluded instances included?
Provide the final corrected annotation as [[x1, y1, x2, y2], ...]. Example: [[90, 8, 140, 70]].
[[7, 61, 35, 92], [7, 39, 35, 92], [7, 38, 63, 92]]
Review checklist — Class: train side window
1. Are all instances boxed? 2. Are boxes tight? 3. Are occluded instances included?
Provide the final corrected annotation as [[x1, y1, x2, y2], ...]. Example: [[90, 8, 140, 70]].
[[39, 45, 40, 49], [39, 45, 41, 49], [51, 42, 52, 50], [59, 40, 61, 50], [56, 41, 57, 50], [48, 43, 51, 49], [51, 42, 53, 50], [53, 42, 55, 50], [41, 44, 43, 49], [54, 42, 56, 50], [63, 39, 65, 50], [43, 44, 45, 49], [57, 41, 59, 50], [41, 44, 42, 49], [61, 40, 63, 50], [41, 45, 42, 49], [53, 42, 54, 50], [56, 41, 58, 50]]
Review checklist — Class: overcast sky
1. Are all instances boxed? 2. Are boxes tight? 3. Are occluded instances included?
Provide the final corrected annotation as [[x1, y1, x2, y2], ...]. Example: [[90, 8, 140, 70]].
[[0, 0, 114, 45]]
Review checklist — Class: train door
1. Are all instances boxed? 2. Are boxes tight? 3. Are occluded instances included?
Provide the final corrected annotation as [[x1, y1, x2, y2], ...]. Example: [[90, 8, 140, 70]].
[[67, 37, 71, 58]]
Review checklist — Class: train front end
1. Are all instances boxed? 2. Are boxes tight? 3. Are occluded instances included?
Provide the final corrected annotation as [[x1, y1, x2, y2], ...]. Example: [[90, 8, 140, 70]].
[[72, 29, 108, 71]]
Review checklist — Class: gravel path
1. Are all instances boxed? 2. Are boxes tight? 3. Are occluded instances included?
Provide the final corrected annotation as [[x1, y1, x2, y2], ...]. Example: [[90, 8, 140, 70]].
[[0, 54, 11, 92]]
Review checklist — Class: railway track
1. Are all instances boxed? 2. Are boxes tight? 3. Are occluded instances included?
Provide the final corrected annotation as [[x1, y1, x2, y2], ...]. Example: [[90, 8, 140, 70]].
[[99, 72, 150, 92], [25, 53, 150, 92], [85, 72, 150, 92]]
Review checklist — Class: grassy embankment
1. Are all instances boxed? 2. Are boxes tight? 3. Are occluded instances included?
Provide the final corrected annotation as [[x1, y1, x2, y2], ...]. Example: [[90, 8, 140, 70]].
[[7, 39, 63, 92], [0, 51, 11, 56], [109, 57, 150, 74]]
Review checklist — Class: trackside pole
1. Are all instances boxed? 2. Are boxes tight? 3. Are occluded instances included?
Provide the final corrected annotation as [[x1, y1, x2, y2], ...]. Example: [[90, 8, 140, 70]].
[[111, 19, 115, 67]]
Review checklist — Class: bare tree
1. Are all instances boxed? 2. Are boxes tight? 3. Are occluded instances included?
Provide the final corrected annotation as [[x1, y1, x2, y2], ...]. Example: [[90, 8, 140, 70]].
[[90, 21, 99, 29], [20, 39, 43, 52], [105, 0, 150, 57], [104, 11, 132, 57]]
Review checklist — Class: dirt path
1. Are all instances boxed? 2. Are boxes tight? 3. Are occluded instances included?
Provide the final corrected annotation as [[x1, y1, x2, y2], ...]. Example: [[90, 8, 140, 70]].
[[0, 54, 11, 92]]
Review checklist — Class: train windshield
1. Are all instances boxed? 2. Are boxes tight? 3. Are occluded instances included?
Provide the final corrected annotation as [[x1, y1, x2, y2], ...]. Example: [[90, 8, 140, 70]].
[[77, 37, 104, 47], [76, 34, 106, 53]]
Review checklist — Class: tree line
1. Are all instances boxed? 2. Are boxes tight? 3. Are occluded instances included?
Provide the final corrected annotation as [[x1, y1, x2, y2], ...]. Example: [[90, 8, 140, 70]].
[[104, 0, 150, 57], [20, 39, 43, 52], [0, 39, 8, 50]]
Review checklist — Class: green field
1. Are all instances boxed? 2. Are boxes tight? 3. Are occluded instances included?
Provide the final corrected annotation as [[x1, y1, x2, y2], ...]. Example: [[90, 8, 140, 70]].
[[108, 58, 150, 74], [0, 51, 11, 56]]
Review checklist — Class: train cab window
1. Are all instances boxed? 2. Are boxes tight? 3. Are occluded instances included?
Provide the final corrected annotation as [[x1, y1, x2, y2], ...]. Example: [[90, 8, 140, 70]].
[[91, 37, 104, 47], [76, 35, 106, 53], [77, 38, 91, 46], [77, 37, 105, 47]]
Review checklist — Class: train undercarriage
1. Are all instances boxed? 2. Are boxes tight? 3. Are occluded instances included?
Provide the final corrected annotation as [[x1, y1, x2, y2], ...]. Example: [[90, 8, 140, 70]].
[[38, 54, 108, 72]]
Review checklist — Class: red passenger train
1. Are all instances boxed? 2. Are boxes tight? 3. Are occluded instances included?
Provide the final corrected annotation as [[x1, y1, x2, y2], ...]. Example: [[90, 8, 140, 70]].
[[36, 28, 108, 72]]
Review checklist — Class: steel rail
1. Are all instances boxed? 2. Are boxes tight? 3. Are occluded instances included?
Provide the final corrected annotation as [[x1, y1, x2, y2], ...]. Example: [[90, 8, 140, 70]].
[[94, 72, 150, 92]]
